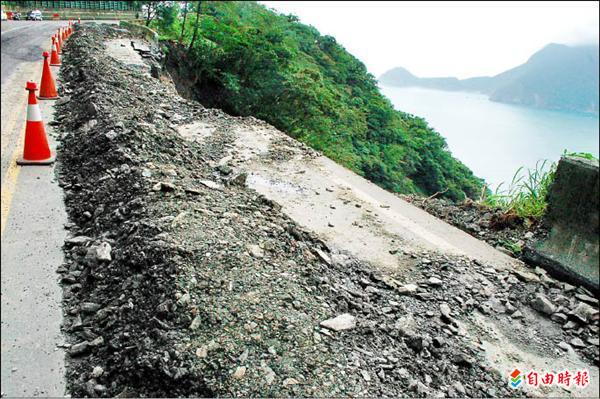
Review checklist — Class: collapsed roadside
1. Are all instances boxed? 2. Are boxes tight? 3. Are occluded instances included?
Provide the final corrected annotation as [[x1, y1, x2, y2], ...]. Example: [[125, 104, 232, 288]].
[[54, 24, 598, 397], [402, 194, 549, 259]]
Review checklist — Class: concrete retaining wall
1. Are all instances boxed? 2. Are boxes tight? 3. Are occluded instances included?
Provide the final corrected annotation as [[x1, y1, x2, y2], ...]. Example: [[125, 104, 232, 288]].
[[524, 155, 599, 292], [119, 20, 158, 44]]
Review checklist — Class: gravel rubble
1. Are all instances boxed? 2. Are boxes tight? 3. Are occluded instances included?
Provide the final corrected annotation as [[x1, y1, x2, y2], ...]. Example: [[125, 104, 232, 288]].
[[53, 24, 598, 397]]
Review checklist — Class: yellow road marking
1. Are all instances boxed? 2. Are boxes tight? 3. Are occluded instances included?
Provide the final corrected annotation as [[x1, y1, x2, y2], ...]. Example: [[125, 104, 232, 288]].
[[0, 102, 27, 237], [1, 142, 23, 237], [1, 107, 21, 154]]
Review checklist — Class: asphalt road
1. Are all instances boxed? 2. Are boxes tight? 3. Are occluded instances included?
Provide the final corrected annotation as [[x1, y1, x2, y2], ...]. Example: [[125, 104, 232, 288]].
[[1, 20, 67, 84], [1, 19, 68, 397]]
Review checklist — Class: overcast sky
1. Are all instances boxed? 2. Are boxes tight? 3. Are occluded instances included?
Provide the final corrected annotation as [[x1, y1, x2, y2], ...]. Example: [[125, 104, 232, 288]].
[[260, 1, 599, 79]]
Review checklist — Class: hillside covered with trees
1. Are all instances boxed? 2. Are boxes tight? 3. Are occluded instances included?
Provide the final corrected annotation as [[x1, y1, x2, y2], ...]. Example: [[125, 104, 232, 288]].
[[148, 1, 484, 200]]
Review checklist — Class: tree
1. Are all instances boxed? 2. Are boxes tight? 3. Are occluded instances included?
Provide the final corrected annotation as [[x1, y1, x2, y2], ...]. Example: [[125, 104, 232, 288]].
[[179, 1, 189, 43], [134, 1, 161, 26], [188, 1, 201, 51], [156, 2, 178, 34]]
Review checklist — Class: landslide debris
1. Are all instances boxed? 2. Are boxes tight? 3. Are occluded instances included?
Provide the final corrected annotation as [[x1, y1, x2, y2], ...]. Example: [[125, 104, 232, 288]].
[[403, 195, 549, 259], [54, 24, 598, 398]]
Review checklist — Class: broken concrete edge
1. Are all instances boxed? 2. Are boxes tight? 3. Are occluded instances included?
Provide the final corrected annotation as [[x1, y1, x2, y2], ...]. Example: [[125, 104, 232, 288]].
[[118, 20, 159, 44], [525, 155, 600, 295], [523, 245, 599, 294], [545, 155, 599, 235]]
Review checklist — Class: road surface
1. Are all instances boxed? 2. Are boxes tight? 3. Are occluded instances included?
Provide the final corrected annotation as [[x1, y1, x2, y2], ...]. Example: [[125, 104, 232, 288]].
[[1, 20, 68, 397]]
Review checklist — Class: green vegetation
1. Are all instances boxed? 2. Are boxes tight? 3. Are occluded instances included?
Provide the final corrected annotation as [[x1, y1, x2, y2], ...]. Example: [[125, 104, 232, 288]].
[[564, 151, 598, 161], [480, 151, 598, 220], [148, 1, 484, 201], [499, 239, 522, 255], [481, 160, 556, 219]]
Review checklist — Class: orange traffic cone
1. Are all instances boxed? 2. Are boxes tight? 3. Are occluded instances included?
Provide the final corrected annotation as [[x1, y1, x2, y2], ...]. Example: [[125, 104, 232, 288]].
[[54, 34, 62, 55], [57, 29, 63, 51], [50, 36, 61, 66], [38, 52, 58, 100], [17, 81, 55, 165], [78, 17, 81, 25], [62, 26, 67, 41]]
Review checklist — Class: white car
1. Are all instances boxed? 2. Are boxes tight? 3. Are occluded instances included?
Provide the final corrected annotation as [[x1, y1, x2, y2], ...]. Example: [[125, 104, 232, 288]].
[[1, 9, 7, 21], [27, 9, 43, 21]]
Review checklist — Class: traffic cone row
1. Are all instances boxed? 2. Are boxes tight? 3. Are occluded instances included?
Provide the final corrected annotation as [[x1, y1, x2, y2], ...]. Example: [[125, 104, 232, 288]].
[[17, 21, 72, 166]]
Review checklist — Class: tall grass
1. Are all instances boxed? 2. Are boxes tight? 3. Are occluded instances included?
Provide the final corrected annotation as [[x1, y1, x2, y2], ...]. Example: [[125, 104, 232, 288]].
[[480, 160, 557, 219]]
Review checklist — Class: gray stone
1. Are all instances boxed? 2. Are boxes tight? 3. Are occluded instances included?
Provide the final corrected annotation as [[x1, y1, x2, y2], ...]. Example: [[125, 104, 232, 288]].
[[427, 277, 443, 286], [558, 341, 572, 351], [405, 334, 424, 352], [453, 381, 466, 396], [177, 293, 191, 305], [511, 310, 523, 319], [570, 302, 599, 323], [570, 337, 586, 348], [396, 283, 418, 295], [199, 179, 222, 190], [531, 293, 555, 315], [230, 173, 247, 187], [360, 370, 371, 382], [217, 164, 233, 175], [94, 385, 107, 394], [395, 314, 416, 336], [575, 294, 599, 305], [65, 236, 92, 246], [91, 366, 104, 378], [263, 366, 276, 385], [514, 270, 540, 283], [247, 244, 264, 259], [439, 303, 452, 321], [320, 314, 356, 331], [81, 302, 101, 313], [94, 242, 112, 262], [69, 341, 91, 356], [153, 181, 176, 192], [314, 248, 331, 265], [283, 377, 299, 386], [232, 366, 246, 379], [563, 320, 579, 329], [189, 315, 202, 330], [195, 346, 208, 358], [551, 312, 568, 324]]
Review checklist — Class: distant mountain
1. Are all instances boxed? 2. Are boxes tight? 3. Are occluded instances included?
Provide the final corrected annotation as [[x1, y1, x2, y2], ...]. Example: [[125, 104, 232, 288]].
[[379, 44, 600, 114]]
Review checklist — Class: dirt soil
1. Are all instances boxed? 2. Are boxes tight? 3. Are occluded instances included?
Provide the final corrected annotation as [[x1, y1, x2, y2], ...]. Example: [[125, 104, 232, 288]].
[[53, 23, 599, 398]]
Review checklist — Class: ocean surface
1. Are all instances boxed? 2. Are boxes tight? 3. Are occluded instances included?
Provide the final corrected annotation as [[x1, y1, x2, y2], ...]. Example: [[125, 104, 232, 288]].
[[380, 86, 600, 190]]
